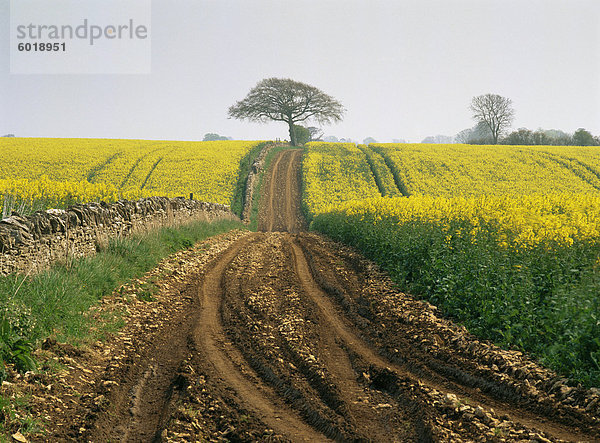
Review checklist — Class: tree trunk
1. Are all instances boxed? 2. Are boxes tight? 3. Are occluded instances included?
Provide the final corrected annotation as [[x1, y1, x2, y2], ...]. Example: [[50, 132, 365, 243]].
[[288, 120, 296, 146]]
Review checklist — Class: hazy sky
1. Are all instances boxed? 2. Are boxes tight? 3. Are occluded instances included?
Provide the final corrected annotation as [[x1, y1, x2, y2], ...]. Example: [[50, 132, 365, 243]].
[[1, 0, 599, 143]]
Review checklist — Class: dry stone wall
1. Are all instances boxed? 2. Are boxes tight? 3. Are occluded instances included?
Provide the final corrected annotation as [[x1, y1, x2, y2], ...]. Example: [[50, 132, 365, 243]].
[[0, 197, 236, 275], [241, 142, 283, 222]]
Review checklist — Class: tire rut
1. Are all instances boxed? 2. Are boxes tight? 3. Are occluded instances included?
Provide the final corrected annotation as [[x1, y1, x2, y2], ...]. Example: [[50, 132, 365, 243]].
[[219, 233, 427, 440], [258, 149, 306, 233], [194, 233, 330, 442], [286, 238, 432, 441], [264, 150, 284, 232], [89, 292, 199, 441]]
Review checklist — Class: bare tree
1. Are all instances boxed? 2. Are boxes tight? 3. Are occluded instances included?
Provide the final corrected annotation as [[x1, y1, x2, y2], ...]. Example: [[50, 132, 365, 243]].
[[228, 78, 344, 146], [470, 93, 514, 144]]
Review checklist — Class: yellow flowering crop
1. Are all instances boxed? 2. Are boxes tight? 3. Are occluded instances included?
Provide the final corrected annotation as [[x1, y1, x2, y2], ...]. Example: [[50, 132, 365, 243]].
[[306, 143, 600, 386], [0, 176, 142, 213], [304, 142, 600, 247], [0, 138, 263, 213], [370, 143, 600, 196], [323, 193, 600, 249], [302, 142, 381, 216], [357, 144, 402, 197]]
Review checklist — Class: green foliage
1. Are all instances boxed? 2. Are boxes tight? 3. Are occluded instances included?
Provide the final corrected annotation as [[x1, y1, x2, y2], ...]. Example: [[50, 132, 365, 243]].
[[312, 212, 600, 387], [0, 300, 37, 375], [231, 142, 269, 217], [573, 128, 597, 146], [501, 128, 572, 145], [0, 320, 36, 374], [502, 128, 535, 145], [293, 125, 310, 146]]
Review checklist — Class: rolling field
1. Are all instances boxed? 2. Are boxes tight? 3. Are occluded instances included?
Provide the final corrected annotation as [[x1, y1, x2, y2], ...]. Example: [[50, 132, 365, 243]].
[[0, 138, 264, 215], [305, 142, 600, 386], [47, 149, 598, 441], [371, 143, 600, 196], [3, 146, 600, 442]]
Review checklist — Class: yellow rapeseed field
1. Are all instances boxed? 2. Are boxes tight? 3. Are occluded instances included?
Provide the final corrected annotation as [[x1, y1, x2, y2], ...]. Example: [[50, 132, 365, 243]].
[[307, 142, 600, 386], [0, 177, 141, 214], [0, 138, 263, 213], [370, 143, 600, 196], [320, 193, 600, 249], [302, 142, 380, 216], [304, 142, 600, 247]]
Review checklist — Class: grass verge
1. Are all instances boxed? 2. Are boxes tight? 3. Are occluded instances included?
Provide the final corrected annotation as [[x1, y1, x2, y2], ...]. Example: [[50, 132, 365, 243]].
[[230, 142, 270, 217]]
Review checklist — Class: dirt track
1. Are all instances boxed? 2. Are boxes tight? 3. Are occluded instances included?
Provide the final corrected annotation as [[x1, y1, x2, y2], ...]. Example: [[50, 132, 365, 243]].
[[257, 149, 307, 233], [29, 149, 600, 441]]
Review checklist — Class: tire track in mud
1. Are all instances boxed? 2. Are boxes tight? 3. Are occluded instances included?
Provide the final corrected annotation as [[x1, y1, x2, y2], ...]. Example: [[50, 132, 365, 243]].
[[194, 233, 330, 442], [264, 150, 284, 232], [286, 238, 433, 441], [258, 149, 306, 233], [220, 233, 431, 441], [89, 291, 201, 442], [289, 236, 595, 442]]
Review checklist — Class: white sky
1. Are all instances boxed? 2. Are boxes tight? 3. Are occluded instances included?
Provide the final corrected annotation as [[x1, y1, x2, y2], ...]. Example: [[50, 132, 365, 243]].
[[1, 0, 599, 143]]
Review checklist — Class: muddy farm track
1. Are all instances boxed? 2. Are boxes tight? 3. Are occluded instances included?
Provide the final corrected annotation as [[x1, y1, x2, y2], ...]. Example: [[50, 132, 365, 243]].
[[28, 149, 599, 442]]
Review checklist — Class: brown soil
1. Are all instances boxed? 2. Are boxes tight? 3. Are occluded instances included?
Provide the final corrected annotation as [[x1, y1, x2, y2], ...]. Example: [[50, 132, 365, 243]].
[[10, 148, 600, 442]]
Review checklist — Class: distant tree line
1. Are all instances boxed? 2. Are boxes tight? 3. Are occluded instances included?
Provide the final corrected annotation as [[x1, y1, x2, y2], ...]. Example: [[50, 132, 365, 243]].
[[422, 93, 600, 146], [424, 125, 600, 146], [203, 133, 233, 141], [224, 81, 598, 147], [323, 135, 357, 144], [318, 136, 407, 145], [501, 127, 598, 146]]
